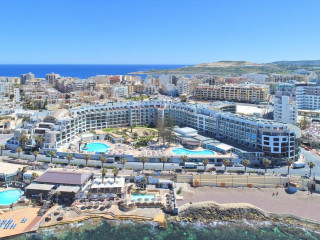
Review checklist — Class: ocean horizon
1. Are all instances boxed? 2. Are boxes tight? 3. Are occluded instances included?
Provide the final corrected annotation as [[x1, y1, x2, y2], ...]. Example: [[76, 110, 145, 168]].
[[0, 64, 189, 79]]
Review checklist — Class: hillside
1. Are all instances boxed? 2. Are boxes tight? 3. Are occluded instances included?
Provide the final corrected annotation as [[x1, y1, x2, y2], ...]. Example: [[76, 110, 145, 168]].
[[130, 60, 320, 75]]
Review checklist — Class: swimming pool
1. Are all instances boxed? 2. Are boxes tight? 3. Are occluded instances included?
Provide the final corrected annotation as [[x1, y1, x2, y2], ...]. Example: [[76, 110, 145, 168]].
[[81, 143, 110, 153], [131, 194, 155, 202], [0, 189, 21, 205], [172, 148, 215, 156]]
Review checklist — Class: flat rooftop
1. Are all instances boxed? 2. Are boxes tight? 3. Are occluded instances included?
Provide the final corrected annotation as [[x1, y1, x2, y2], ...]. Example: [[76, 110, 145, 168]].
[[35, 169, 93, 185]]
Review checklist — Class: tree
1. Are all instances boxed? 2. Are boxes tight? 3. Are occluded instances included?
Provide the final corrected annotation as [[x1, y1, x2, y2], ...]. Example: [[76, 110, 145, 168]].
[[66, 154, 73, 166], [101, 167, 107, 183], [84, 154, 90, 166], [49, 151, 55, 164], [308, 161, 315, 177], [32, 172, 39, 180], [16, 147, 22, 158], [121, 158, 127, 169], [223, 159, 230, 172], [179, 95, 188, 102], [35, 136, 43, 148], [100, 156, 106, 168], [0, 145, 5, 155], [298, 116, 308, 130], [156, 115, 165, 143], [286, 158, 294, 175], [140, 156, 147, 172], [78, 140, 83, 153], [18, 134, 28, 149], [33, 151, 39, 162], [112, 167, 119, 183], [38, 193, 43, 203], [202, 159, 209, 173], [263, 158, 271, 173], [161, 156, 168, 170], [164, 117, 174, 144], [130, 121, 136, 133], [242, 159, 250, 173], [181, 155, 188, 173]]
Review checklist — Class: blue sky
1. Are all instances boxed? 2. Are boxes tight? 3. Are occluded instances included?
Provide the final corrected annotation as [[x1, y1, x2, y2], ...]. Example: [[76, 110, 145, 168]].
[[0, 0, 319, 64]]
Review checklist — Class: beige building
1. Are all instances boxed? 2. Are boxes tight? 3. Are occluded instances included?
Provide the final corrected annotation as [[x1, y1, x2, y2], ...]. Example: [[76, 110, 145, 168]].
[[194, 84, 269, 103]]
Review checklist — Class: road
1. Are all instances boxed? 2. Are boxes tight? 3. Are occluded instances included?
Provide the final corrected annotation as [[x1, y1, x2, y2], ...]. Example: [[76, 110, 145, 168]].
[[1, 148, 320, 177]]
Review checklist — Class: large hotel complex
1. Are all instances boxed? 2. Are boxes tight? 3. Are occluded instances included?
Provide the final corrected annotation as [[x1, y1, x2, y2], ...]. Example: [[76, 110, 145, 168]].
[[10, 100, 300, 165]]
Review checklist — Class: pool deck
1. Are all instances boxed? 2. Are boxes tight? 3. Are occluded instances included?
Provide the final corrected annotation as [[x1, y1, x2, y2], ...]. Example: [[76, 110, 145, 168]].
[[0, 207, 41, 239]]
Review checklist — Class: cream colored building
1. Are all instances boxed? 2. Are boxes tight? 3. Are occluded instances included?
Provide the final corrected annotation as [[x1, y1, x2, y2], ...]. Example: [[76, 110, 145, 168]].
[[194, 84, 269, 103]]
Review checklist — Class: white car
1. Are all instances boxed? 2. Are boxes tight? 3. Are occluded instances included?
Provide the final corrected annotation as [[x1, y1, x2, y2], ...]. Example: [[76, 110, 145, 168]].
[[234, 163, 244, 167]]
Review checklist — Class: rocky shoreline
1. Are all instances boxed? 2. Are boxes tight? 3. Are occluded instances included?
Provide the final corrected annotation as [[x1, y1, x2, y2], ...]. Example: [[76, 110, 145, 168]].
[[169, 201, 320, 232]]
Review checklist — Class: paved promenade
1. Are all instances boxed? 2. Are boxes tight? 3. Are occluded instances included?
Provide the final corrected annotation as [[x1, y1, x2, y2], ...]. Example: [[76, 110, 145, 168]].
[[179, 185, 320, 222]]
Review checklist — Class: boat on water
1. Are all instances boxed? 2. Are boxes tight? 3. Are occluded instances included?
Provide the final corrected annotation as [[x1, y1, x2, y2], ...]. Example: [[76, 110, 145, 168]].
[[287, 181, 299, 193]]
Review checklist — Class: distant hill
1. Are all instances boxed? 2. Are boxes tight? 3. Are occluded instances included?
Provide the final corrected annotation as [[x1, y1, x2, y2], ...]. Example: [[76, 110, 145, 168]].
[[273, 60, 320, 66], [193, 61, 263, 68], [129, 60, 320, 75]]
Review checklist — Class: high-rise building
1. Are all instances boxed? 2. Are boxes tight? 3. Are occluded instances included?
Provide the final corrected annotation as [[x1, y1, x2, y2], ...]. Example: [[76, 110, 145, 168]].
[[20, 72, 35, 84], [46, 72, 60, 85]]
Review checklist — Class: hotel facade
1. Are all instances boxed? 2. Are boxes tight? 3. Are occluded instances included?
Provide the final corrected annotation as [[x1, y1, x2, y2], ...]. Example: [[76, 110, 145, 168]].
[[15, 100, 300, 164]]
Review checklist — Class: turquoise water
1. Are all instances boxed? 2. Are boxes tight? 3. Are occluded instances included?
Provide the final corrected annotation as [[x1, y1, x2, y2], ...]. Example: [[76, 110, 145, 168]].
[[172, 148, 215, 156], [11, 220, 320, 240], [131, 194, 155, 201], [81, 143, 110, 153], [0, 189, 21, 205]]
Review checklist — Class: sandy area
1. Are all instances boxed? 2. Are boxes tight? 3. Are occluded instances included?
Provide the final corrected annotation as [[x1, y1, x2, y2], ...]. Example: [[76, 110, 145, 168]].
[[0, 207, 41, 238], [178, 185, 320, 222]]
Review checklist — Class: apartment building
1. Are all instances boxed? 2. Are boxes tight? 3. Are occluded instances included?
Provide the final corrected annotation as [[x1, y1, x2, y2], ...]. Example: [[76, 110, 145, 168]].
[[269, 74, 307, 83], [20, 72, 35, 84], [274, 96, 298, 124], [177, 80, 190, 96], [296, 86, 320, 110], [46, 72, 60, 85], [111, 85, 129, 98], [194, 84, 269, 103]]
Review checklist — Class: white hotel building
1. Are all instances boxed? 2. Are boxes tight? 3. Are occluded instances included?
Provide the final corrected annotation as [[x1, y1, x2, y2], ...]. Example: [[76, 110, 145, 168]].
[[14, 101, 301, 164]]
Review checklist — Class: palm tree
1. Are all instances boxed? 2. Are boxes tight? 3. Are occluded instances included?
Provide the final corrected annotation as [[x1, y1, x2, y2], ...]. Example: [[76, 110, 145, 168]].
[[286, 158, 294, 175], [18, 134, 28, 149], [161, 156, 168, 170], [66, 154, 73, 166], [101, 167, 107, 183], [140, 156, 147, 172], [112, 167, 119, 183], [78, 140, 83, 153], [308, 161, 315, 177], [55, 191, 61, 203], [33, 151, 39, 162], [121, 158, 127, 169], [242, 159, 250, 173], [100, 156, 106, 168], [263, 158, 271, 173], [0, 145, 5, 155], [49, 151, 55, 163], [181, 155, 188, 173], [84, 154, 90, 166], [35, 136, 44, 148], [202, 159, 209, 172], [223, 159, 230, 172], [16, 147, 22, 158]]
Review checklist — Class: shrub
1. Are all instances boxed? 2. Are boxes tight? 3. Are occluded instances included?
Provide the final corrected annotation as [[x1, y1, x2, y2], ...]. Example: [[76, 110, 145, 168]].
[[176, 187, 182, 195]]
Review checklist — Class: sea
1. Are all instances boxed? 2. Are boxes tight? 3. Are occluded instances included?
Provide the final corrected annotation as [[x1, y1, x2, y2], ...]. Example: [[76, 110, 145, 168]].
[[0, 64, 188, 79], [9, 219, 320, 240]]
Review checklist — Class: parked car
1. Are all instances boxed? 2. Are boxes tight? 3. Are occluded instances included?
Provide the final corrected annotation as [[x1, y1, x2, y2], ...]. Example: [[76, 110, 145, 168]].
[[59, 156, 66, 159], [208, 167, 216, 172], [234, 163, 244, 167], [25, 151, 32, 155], [215, 163, 223, 167]]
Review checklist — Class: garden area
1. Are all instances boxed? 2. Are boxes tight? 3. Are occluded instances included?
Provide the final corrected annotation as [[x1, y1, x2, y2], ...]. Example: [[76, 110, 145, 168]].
[[99, 126, 158, 148]]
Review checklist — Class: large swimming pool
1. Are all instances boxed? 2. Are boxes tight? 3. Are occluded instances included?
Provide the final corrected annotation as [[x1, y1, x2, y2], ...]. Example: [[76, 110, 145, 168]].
[[131, 194, 155, 202], [81, 143, 110, 153], [172, 148, 215, 156], [0, 189, 21, 205]]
